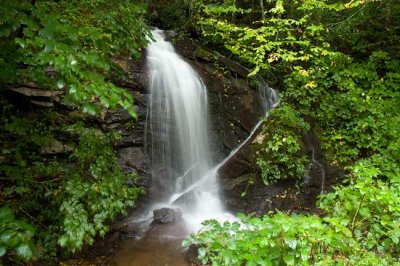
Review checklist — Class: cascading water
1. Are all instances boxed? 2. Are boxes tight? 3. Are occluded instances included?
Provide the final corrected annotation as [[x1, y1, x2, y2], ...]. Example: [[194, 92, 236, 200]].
[[147, 29, 227, 229], [146, 29, 278, 231]]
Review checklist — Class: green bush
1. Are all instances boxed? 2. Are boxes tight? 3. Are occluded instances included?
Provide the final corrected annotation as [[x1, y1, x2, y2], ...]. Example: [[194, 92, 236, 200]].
[[319, 160, 400, 254], [0, 113, 144, 260], [256, 105, 310, 185], [186, 161, 400, 265]]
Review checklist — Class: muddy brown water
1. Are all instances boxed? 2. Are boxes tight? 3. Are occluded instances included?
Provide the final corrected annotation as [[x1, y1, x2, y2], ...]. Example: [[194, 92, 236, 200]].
[[112, 220, 191, 266]]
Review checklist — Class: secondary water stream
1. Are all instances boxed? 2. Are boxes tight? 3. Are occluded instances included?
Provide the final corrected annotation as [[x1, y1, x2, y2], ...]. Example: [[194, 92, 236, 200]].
[[112, 29, 278, 265]]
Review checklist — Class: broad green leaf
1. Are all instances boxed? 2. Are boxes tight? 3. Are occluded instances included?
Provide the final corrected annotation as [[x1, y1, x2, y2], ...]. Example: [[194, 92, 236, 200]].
[[16, 244, 32, 260], [0, 246, 6, 257], [83, 102, 100, 116]]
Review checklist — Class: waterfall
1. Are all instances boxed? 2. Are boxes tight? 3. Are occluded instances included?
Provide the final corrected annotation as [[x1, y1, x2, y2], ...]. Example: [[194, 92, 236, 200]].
[[146, 29, 278, 231], [147, 29, 211, 196], [147, 29, 227, 229]]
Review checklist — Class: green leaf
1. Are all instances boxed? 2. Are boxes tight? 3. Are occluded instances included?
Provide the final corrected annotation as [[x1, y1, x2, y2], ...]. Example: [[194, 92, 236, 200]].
[[283, 253, 295, 265], [285, 238, 297, 249], [58, 235, 67, 247], [16, 244, 32, 261], [83, 102, 100, 116], [300, 249, 309, 261], [198, 247, 206, 257], [0, 207, 13, 222], [182, 239, 192, 248], [127, 106, 138, 120], [0, 246, 6, 257], [0, 230, 16, 246]]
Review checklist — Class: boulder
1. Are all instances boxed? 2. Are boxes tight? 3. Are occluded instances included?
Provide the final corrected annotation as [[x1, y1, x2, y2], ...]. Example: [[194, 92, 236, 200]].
[[153, 208, 182, 224]]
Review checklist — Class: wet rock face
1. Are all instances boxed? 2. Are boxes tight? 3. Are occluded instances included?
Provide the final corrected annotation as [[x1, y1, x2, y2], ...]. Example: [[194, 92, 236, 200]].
[[106, 57, 151, 191], [153, 208, 182, 224], [112, 56, 148, 93], [219, 132, 344, 215], [118, 147, 149, 175]]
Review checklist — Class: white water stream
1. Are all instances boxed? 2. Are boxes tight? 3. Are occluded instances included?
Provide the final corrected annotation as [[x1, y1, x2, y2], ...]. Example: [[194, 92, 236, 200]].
[[146, 29, 278, 231]]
